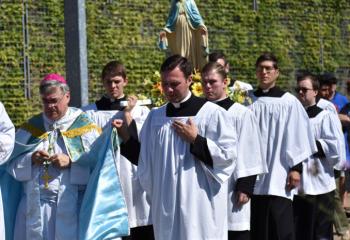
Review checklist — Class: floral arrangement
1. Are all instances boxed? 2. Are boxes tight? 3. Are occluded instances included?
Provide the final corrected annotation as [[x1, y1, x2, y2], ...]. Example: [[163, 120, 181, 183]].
[[228, 81, 253, 105], [140, 71, 166, 107], [191, 69, 204, 97], [190, 70, 253, 105]]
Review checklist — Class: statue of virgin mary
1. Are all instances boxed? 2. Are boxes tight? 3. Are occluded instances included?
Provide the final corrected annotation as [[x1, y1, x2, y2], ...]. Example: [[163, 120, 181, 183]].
[[159, 0, 209, 70]]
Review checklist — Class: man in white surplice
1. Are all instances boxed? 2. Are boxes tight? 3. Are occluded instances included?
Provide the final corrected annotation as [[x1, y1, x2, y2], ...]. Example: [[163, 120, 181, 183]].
[[7, 74, 101, 240], [113, 55, 237, 240], [82, 60, 153, 240], [201, 61, 267, 240], [293, 73, 343, 239], [0, 101, 15, 240], [248, 53, 317, 240]]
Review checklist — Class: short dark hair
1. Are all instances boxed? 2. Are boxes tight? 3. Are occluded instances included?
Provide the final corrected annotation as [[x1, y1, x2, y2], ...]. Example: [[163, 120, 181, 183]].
[[255, 52, 279, 69], [319, 72, 337, 86], [209, 52, 227, 65], [101, 60, 127, 81], [296, 72, 319, 90], [160, 55, 193, 79], [201, 62, 227, 80]]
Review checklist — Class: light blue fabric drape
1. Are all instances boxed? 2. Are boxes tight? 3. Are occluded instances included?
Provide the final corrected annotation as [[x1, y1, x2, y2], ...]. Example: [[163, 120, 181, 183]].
[[79, 127, 129, 240], [164, 0, 204, 32], [2, 141, 37, 240], [0, 168, 22, 240]]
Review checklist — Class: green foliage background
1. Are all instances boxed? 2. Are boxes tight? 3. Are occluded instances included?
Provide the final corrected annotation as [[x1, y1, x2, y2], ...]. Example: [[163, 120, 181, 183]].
[[0, 0, 350, 126]]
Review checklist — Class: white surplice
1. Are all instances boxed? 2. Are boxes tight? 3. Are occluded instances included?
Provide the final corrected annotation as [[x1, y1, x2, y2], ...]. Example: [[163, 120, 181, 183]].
[[227, 103, 267, 231], [249, 92, 317, 199], [300, 109, 343, 195], [0, 102, 15, 164], [0, 102, 15, 240], [84, 103, 152, 228], [317, 98, 347, 170], [317, 98, 338, 114], [137, 101, 236, 240]]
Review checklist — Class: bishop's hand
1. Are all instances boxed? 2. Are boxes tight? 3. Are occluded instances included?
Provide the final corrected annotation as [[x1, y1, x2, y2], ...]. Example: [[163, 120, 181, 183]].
[[32, 150, 50, 166], [50, 153, 71, 169], [172, 117, 198, 143]]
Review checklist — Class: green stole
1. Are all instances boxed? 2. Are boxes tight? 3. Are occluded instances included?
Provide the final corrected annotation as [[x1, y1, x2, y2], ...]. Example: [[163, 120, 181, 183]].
[[21, 112, 101, 161]]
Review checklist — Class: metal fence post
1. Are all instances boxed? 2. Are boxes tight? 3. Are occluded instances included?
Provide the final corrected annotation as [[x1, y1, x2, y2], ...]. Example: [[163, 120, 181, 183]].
[[64, 0, 89, 107]]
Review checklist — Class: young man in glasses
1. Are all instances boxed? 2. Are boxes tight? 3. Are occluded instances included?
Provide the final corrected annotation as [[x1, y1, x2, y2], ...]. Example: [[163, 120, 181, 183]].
[[249, 53, 317, 240], [293, 72, 343, 239]]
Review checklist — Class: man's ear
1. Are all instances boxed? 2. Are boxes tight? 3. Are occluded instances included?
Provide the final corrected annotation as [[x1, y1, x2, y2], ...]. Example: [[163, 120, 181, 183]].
[[275, 69, 280, 77], [187, 75, 193, 86]]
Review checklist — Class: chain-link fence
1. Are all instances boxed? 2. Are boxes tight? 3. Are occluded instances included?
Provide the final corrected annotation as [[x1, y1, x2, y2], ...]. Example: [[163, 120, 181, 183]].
[[1, 0, 350, 126]]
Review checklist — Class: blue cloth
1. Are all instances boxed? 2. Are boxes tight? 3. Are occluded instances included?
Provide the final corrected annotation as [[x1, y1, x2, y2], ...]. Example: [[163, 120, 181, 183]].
[[79, 126, 129, 240], [340, 103, 350, 166], [331, 91, 349, 113], [164, 0, 204, 32], [0, 167, 22, 240], [2, 140, 37, 240], [333, 93, 349, 165]]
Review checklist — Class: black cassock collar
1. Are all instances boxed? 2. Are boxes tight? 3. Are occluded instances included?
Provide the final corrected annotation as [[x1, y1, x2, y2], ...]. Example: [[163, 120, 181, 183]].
[[166, 94, 207, 117], [95, 95, 127, 111], [305, 104, 323, 118], [254, 86, 286, 98], [215, 97, 234, 111]]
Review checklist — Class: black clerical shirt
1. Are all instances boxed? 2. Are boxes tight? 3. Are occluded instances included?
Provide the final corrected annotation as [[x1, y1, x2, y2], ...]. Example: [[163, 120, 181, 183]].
[[254, 86, 286, 98], [95, 95, 127, 111], [122, 94, 214, 167], [94, 95, 139, 161], [306, 104, 326, 158]]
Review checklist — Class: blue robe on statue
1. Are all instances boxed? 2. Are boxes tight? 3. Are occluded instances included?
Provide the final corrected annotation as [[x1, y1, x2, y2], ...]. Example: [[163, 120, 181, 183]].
[[164, 0, 205, 32]]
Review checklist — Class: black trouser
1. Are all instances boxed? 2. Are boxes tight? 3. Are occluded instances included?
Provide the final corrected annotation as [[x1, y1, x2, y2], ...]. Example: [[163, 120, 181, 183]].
[[251, 195, 295, 240], [293, 191, 334, 240], [228, 230, 250, 240], [122, 225, 155, 240]]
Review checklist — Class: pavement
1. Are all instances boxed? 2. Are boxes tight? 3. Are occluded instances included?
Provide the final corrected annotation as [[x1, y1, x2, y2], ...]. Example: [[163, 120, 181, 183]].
[[334, 193, 350, 240]]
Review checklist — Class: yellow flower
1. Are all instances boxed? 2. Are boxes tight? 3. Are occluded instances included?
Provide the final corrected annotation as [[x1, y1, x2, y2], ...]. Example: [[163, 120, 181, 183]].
[[137, 94, 148, 100], [153, 82, 163, 93], [153, 71, 160, 79], [228, 81, 253, 105], [191, 82, 203, 97], [236, 94, 245, 104], [192, 69, 202, 83]]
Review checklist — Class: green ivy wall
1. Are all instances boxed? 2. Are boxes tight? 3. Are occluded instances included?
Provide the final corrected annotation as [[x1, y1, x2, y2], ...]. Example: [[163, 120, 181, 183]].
[[0, 0, 350, 126]]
